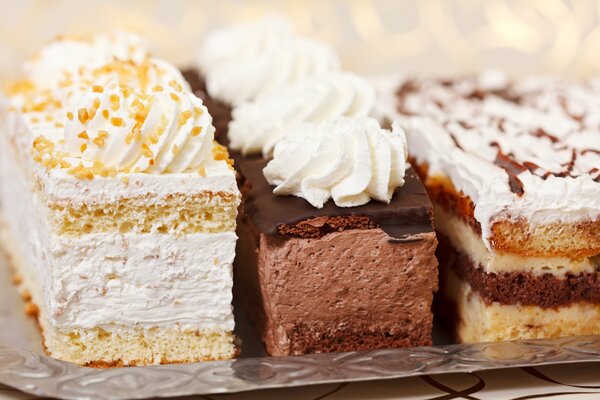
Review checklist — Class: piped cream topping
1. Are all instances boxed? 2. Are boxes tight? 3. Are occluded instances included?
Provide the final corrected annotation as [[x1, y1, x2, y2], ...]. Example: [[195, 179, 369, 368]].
[[6, 32, 218, 178], [64, 86, 214, 174], [263, 117, 408, 208], [197, 15, 340, 106], [228, 72, 376, 157]]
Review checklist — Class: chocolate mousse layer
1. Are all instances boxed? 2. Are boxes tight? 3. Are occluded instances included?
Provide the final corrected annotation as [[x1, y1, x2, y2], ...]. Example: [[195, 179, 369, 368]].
[[437, 234, 600, 308], [182, 69, 232, 144], [234, 158, 438, 355]]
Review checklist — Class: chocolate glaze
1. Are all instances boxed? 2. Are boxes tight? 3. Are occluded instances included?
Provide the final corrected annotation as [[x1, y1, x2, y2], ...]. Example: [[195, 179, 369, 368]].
[[238, 158, 434, 242]]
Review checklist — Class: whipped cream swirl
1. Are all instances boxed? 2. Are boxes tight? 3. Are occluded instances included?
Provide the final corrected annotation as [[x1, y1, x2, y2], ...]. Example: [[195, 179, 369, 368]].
[[65, 85, 214, 174], [25, 31, 149, 90], [228, 72, 376, 157], [263, 117, 408, 208], [197, 16, 340, 106]]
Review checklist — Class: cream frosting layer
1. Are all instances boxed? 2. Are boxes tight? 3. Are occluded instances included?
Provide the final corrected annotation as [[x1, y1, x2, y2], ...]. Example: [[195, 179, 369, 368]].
[[0, 126, 236, 332], [228, 72, 375, 157], [263, 117, 407, 208], [434, 205, 598, 276], [7, 32, 223, 179], [373, 73, 600, 248], [197, 15, 340, 106], [3, 98, 238, 207]]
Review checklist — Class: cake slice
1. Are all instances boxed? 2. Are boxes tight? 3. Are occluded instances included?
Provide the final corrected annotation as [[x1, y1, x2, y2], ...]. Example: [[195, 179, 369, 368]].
[[376, 73, 600, 342], [235, 117, 438, 355], [0, 32, 241, 366]]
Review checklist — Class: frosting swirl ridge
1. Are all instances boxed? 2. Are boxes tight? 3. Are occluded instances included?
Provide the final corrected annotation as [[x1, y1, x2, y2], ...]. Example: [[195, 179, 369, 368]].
[[228, 72, 376, 157], [64, 85, 214, 174], [197, 16, 340, 106], [263, 117, 407, 208]]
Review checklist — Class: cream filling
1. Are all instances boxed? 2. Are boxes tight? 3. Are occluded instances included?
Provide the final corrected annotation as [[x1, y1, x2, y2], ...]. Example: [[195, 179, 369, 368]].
[[434, 204, 598, 275], [1, 114, 236, 333]]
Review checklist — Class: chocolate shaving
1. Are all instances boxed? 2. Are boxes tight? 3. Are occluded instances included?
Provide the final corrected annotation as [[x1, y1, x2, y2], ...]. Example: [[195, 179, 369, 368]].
[[467, 89, 486, 100], [449, 134, 464, 151], [493, 151, 527, 196], [531, 128, 559, 144]]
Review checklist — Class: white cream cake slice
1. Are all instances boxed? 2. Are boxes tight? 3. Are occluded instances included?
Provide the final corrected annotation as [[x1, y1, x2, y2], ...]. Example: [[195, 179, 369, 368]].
[[0, 32, 240, 366]]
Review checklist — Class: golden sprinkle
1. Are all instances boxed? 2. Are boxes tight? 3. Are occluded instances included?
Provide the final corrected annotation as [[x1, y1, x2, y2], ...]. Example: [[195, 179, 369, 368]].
[[92, 85, 104, 93], [191, 126, 202, 136], [109, 94, 120, 111], [193, 106, 203, 116], [169, 93, 180, 102], [197, 166, 206, 176], [78, 130, 89, 140], [102, 109, 109, 119], [93, 137, 105, 147], [141, 143, 153, 158], [152, 85, 164, 92], [111, 117, 124, 127], [77, 108, 89, 124], [55, 122, 64, 128], [80, 143, 87, 152], [66, 111, 74, 121], [172, 144, 180, 156], [168, 80, 183, 92]]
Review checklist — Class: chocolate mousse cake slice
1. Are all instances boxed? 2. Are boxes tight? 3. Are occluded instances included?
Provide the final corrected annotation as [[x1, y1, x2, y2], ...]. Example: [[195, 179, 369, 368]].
[[375, 73, 600, 342], [236, 117, 438, 355]]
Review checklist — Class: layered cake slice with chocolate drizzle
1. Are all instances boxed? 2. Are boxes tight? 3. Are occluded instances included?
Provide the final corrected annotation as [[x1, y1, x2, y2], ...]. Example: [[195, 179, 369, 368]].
[[235, 117, 438, 355], [376, 73, 600, 342]]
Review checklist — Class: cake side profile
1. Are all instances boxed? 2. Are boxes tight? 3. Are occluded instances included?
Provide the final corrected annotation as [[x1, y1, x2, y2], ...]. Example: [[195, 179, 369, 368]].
[[375, 73, 600, 342], [0, 32, 241, 366], [236, 117, 438, 355]]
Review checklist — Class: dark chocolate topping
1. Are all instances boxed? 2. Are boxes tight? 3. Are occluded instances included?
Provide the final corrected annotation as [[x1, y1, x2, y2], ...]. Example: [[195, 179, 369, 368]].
[[238, 158, 434, 242]]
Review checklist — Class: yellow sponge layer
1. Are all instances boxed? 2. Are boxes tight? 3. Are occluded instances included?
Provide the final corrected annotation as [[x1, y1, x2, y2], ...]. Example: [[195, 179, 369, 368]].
[[49, 191, 239, 236]]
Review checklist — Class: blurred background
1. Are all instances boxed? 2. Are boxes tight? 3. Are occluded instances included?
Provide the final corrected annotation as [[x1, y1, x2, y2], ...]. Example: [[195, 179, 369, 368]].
[[1, 0, 600, 80]]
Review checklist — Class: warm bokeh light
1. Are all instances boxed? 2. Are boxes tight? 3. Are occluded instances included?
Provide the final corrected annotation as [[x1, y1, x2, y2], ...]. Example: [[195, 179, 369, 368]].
[[1, 0, 600, 80]]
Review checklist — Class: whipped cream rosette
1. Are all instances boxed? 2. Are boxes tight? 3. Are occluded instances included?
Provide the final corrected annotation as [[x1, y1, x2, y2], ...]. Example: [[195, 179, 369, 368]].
[[263, 117, 408, 208]]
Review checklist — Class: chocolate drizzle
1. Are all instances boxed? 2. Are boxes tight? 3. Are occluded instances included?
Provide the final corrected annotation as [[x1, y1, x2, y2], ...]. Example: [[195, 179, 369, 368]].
[[394, 75, 600, 197], [493, 151, 526, 196], [238, 158, 434, 243], [532, 128, 559, 144]]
